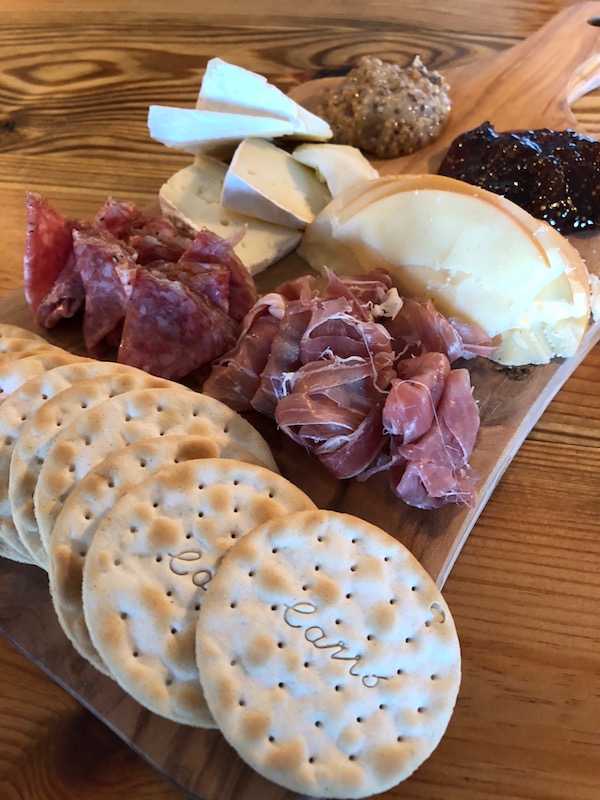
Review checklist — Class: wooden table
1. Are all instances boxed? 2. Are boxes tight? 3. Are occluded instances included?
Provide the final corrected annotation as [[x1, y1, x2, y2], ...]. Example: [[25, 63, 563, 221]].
[[1, 1, 599, 798]]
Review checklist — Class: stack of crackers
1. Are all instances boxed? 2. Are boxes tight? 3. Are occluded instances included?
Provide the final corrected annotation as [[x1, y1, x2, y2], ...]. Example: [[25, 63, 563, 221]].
[[0, 324, 462, 799]]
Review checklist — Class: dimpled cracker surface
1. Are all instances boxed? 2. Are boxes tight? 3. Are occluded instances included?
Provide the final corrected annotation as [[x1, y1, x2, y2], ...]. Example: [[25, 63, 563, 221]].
[[0, 348, 86, 405], [82, 458, 316, 726], [49, 433, 266, 674], [0, 337, 56, 359], [0, 361, 136, 566], [34, 386, 279, 555], [0, 324, 45, 342], [196, 510, 462, 799], [9, 370, 174, 567]]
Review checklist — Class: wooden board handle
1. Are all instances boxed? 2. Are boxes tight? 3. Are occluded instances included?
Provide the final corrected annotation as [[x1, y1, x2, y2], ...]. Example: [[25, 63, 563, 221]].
[[449, 0, 600, 132]]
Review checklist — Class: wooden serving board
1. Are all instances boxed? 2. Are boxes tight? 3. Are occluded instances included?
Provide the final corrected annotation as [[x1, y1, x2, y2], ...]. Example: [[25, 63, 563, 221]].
[[1, 3, 600, 799]]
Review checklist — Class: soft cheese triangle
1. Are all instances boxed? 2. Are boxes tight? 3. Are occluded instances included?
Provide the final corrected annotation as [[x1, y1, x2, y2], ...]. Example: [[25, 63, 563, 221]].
[[222, 138, 332, 230], [197, 58, 332, 141], [292, 143, 380, 197], [299, 174, 591, 365], [159, 155, 301, 275], [147, 106, 297, 154]]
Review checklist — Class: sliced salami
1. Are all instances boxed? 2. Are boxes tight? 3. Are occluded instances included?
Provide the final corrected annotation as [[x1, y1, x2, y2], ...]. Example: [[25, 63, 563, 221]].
[[24, 193, 83, 326], [73, 228, 137, 355], [180, 228, 258, 322], [23, 194, 257, 382], [118, 266, 238, 379]]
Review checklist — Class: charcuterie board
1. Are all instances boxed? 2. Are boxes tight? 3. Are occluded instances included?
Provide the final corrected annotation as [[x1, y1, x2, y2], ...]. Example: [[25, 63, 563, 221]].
[[0, 3, 600, 799]]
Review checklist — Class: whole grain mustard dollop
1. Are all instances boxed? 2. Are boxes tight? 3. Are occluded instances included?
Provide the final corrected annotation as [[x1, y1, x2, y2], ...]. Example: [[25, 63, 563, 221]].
[[318, 55, 451, 159]]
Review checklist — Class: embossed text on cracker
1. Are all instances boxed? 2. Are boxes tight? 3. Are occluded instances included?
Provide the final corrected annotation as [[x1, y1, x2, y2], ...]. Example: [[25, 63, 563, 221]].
[[284, 601, 387, 688]]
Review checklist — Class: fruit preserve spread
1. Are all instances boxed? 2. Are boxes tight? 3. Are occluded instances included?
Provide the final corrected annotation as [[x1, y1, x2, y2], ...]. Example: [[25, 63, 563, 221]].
[[438, 121, 600, 233], [317, 55, 451, 159]]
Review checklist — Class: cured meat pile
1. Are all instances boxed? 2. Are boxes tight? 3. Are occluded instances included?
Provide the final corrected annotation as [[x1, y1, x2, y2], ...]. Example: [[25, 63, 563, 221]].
[[23, 194, 258, 379], [204, 269, 499, 509]]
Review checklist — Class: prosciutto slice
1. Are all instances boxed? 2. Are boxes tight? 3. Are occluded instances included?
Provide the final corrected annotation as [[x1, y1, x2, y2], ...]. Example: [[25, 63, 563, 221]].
[[449, 316, 502, 359], [202, 293, 286, 411], [382, 352, 451, 444], [251, 302, 312, 417], [300, 294, 393, 364], [384, 297, 464, 362], [275, 354, 392, 479], [389, 368, 480, 509], [205, 267, 396, 418]]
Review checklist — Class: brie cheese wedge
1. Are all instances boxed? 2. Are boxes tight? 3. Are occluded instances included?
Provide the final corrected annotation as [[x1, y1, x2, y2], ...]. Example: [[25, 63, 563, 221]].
[[159, 156, 301, 275], [222, 138, 332, 229], [197, 58, 332, 141], [147, 105, 298, 154], [292, 143, 380, 197]]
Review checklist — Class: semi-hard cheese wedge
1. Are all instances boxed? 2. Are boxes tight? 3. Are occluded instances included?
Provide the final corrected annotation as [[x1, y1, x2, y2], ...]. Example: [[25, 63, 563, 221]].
[[222, 138, 332, 230], [197, 58, 332, 141], [300, 174, 591, 365], [292, 143, 380, 197], [159, 156, 301, 276]]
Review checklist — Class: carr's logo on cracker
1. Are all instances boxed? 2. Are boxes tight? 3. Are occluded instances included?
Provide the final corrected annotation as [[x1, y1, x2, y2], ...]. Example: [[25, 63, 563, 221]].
[[283, 598, 449, 691], [168, 549, 213, 589], [284, 601, 387, 688]]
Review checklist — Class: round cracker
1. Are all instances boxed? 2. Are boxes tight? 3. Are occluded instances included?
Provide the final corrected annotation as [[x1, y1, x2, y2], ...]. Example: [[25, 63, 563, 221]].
[[0, 361, 138, 566], [0, 337, 55, 358], [82, 458, 315, 726], [9, 371, 175, 567], [0, 346, 86, 406], [48, 433, 267, 674], [0, 533, 36, 566], [33, 385, 279, 558], [0, 324, 46, 342], [0, 339, 68, 378], [196, 510, 461, 798]]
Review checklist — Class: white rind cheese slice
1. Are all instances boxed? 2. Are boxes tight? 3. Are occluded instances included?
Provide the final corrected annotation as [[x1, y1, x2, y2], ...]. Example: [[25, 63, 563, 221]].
[[222, 138, 332, 230], [591, 274, 600, 322], [292, 143, 380, 197], [159, 157, 301, 276], [197, 57, 332, 141], [147, 105, 298, 154], [300, 174, 591, 365]]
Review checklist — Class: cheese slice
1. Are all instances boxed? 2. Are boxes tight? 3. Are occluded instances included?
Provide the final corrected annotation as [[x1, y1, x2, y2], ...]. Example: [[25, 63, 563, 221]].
[[197, 58, 332, 141], [148, 105, 298, 154], [222, 138, 332, 229], [159, 157, 301, 275], [591, 274, 600, 322], [300, 174, 591, 365], [292, 143, 379, 197]]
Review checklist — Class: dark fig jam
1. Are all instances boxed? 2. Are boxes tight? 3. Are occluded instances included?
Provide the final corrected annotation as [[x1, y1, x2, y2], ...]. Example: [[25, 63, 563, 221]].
[[438, 121, 600, 233]]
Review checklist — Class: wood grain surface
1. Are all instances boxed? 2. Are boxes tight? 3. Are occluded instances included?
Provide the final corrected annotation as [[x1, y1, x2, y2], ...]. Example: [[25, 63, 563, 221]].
[[0, 1, 599, 799]]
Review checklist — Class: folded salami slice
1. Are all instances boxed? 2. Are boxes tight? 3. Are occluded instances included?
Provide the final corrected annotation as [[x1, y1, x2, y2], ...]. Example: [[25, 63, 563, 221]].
[[118, 267, 238, 379]]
